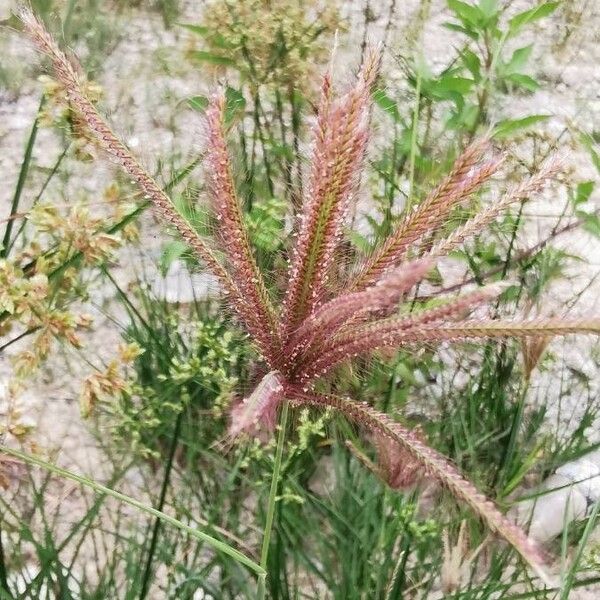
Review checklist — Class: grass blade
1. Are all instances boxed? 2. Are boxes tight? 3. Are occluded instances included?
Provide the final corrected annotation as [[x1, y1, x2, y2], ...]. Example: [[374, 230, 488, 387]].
[[0, 446, 265, 577]]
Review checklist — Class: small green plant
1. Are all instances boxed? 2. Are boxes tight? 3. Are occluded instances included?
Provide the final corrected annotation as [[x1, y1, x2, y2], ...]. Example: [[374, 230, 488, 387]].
[[187, 0, 342, 90], [17, 5, 600, 595]]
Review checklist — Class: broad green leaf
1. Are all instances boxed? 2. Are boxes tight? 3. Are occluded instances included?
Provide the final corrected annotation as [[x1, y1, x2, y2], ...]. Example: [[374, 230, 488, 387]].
[[436, 74, 474, 95], [373, 89, 401, 122], [504, 45, 533, 74], [446, 101, 479, 130], [478, 0, 498, 18], [577, 211, 600, 238], [461, 48, 481, 81], [505, 73, 540, 92], [573, 181, 594, 206], [443, 21, 480, 40], [492, 114, 550, 139], [448, 0, 485, 27], [508, 2, 560, 37], [187, 95, 209, 111]]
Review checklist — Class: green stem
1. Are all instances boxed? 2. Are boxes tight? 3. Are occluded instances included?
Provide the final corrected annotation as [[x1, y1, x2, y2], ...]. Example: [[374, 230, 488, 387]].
[[407, 68, 421, 212], [1, 96, 44, 258], [138, 408, 184, 599], [9, 143, 71, 253], [0, 526, 8, 596], [257, 400, 289, 599], [496, 379, 529, 492]]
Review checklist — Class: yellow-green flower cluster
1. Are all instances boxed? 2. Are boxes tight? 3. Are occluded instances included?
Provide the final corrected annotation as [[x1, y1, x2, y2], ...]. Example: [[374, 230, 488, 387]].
[[198, 0, 342, 88], [80, 342, 143, 418], [104, 319, 240, 459], [0, 259, 92, 377], [0, 183, 135, 381], [38, 74, 105, 158], [29, 202, 121, 266]]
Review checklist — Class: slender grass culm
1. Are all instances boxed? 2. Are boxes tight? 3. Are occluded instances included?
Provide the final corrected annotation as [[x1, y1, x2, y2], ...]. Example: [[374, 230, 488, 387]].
[[18, 5, 600, 593]]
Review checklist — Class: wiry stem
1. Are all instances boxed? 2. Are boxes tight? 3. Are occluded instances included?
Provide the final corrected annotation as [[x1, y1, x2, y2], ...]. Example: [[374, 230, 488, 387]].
[[257, 400, 289, 599], [286, 388, 551, 584]]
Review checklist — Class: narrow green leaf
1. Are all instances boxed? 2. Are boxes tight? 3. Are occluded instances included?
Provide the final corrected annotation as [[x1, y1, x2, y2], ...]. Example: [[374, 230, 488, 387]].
[[493, 114, 550, 139], [348, 231, 372, 254], [190, 50, 235, 67], [579, 133, 600, 175], [224, 87, 246, 124], [372, 89, 401, 122], [159, 240, 189, 275], [178, 23, 209, 36], [560, 500, 600, 598]]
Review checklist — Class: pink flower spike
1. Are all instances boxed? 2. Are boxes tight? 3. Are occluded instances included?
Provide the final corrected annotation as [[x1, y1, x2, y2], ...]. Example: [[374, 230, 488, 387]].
[[228, 371, 285, 438]]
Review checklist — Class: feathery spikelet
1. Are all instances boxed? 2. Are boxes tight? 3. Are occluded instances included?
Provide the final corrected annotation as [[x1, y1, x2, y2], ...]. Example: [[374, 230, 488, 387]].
[[204, 97, 280, 360], [296, 282, 508, 381], [228, 371, 284, 438], [521, 335, 551, 382], [372, 429, 424, 491], [411, 319, 600, 340], [20, 8, 273, 360], [21, 8, 600, 582], [299, 317, 600, 383], [284, 259, 432, 372], [352, 139, 503, 290], [19, 10, 227, 289], [428, 160, 561, 260], [281, 48, 379, 334]]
